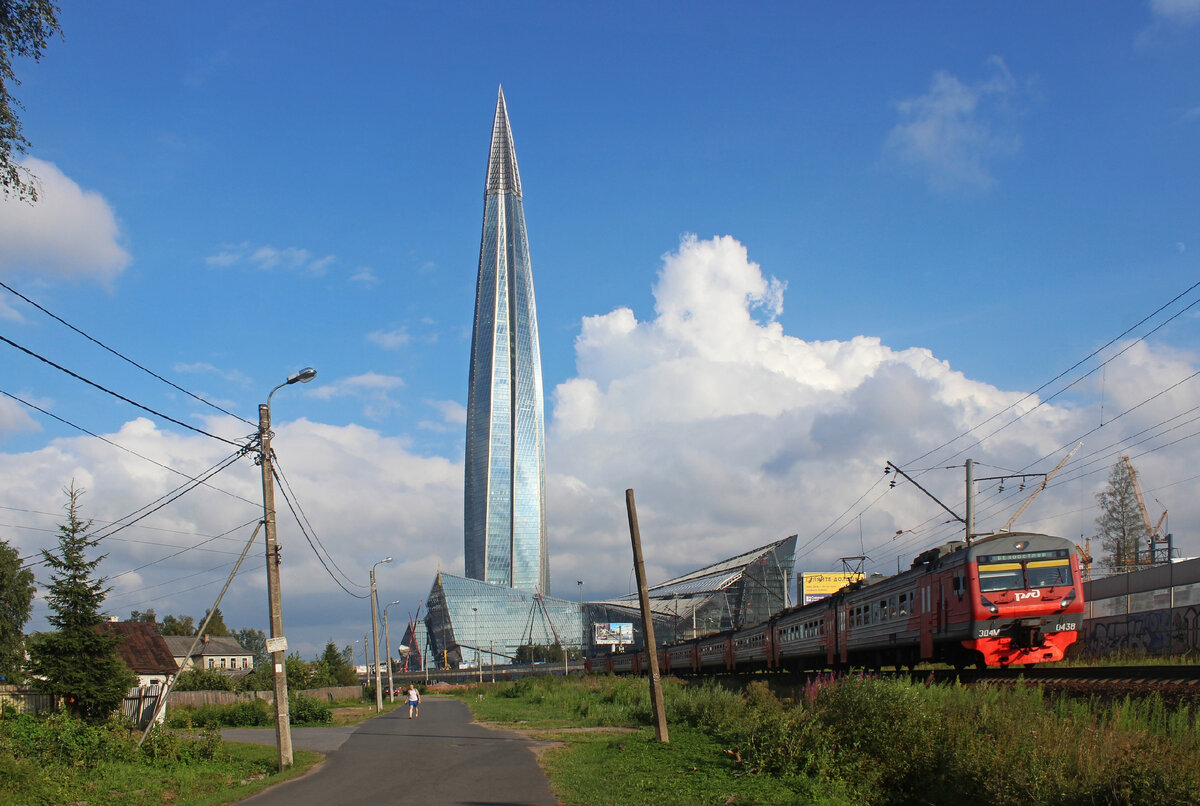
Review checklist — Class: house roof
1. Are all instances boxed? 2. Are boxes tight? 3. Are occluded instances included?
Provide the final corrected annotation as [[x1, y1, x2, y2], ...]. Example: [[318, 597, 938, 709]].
[[98, 621, 179, 675], [162, 635, 250, 657]]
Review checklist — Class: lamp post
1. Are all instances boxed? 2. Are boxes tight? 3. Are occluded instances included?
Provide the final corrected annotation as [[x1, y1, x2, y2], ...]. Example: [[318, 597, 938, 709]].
[[370, 557, 393, 712], [577, 579, 584, 663], [472, 606, 481, 685], [259, 366, 316, 770], [383, 599, 401, 703]]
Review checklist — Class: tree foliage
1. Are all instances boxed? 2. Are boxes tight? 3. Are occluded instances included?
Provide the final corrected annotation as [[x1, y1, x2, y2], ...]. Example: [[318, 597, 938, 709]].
[[173, 667, 234, 692], [200, 607, 230, 637], [159, 614, 195, 636], [1, 0, 61, 201], [309, 640, 358, 687], [26, 484, 135, 722], [1096, 460, 1150, 573], [515, 642, 566, 664], [128, 608, 157, 625], [0, 536, 35, 682]]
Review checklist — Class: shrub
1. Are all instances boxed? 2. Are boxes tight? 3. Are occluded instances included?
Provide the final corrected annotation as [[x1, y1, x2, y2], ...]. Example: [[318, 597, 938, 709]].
[[139, 722, 221, 765], [0, 706, 134, 767], [173, 668, 235, 691], [289, 694, 332, 725], [165, 699, 270, 729]]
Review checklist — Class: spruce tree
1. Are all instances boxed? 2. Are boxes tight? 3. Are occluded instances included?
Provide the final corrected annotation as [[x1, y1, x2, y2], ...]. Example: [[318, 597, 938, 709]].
[[0, 536, 35, 682], [1096, 460, 1150, 573], [27, 484, 135, 722]]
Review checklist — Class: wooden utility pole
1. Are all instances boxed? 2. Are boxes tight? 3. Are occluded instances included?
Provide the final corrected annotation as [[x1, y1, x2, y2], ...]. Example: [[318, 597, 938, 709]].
[[625, 489, 669, 743], [259, 401, 294, 769]]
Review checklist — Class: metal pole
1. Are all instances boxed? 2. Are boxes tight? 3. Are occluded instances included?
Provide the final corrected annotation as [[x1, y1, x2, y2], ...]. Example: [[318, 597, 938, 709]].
[[473, 607, 481, 685], [370, 569, 381, 712], [384, 605, 394, 704], [626, 489, 669, 743], [259, 402, 294, 769], [965, 458, 975, 545]]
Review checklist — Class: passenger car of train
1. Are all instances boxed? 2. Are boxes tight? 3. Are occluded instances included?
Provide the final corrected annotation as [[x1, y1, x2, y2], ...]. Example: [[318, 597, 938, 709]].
[[589, 532, 1084, 675]]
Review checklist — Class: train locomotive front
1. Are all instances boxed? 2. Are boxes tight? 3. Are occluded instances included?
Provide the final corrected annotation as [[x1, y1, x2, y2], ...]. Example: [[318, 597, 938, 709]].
[[962, 532, 1082, 666]]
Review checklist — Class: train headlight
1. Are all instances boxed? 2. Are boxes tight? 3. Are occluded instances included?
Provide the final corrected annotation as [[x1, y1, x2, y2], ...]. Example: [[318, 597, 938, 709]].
[[1058, 588, 1077, 609], [980, 594, 999, 615]]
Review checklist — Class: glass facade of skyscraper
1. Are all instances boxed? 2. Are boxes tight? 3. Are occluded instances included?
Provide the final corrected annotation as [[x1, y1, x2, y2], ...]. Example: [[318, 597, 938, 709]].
[[464, 87, 549, 594]]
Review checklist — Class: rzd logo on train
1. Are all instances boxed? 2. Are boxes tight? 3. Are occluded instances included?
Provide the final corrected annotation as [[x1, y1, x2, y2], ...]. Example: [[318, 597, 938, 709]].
[[1014, 590, 1041, 602]]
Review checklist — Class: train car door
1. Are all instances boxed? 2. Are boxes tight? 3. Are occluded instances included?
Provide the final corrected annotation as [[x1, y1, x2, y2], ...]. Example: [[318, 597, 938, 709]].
[[920, 581, 934, 659]]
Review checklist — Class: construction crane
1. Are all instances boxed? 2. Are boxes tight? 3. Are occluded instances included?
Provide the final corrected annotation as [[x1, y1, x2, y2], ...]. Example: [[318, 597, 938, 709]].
[[1121, 455, 1169, 564]]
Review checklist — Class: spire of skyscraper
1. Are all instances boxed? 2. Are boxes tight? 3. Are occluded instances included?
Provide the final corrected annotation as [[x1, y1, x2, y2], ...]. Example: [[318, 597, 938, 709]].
[[486, 87, 522, 198], [464, 87, 549, 594]]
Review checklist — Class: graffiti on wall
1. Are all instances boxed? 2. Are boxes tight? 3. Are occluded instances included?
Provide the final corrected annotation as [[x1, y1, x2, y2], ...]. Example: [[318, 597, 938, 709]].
[[1084, 606, 1200, 655]]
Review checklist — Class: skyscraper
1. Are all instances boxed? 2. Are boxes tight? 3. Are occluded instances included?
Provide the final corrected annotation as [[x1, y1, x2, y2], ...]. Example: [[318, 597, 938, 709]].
[[464, 87, 549, 594]]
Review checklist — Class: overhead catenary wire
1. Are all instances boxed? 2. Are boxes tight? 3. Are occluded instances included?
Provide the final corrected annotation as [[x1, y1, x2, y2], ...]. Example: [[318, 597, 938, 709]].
[[835, 282, 1200, 570], [0, 334, 242, 446], [0, 280, 255, 427], [901, 276, 1200, 471]]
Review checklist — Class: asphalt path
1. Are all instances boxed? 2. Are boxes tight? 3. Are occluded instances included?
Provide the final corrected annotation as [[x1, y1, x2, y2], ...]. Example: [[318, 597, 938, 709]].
[[226, 697, 559, 806]]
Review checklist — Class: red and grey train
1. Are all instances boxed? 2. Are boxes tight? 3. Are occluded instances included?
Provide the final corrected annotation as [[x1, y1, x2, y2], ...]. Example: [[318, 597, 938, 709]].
[[589, 531, 1084, 675]]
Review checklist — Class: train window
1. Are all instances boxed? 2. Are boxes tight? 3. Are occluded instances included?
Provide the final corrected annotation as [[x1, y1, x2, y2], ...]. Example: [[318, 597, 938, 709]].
[[898, 593, 909, 616], [1027, 559, 1072, 588], [979, 562, 1025, 592]]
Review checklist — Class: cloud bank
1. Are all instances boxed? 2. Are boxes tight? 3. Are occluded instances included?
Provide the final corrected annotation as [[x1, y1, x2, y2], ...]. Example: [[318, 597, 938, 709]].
[[4, 235, 1197, 657]]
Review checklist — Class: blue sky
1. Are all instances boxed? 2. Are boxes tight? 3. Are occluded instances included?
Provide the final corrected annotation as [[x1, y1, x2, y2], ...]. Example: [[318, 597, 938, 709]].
[[2, 2, 1198, 658]]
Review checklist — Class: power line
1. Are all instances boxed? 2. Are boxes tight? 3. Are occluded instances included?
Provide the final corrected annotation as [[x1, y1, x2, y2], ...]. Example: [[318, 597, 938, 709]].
[[272, 452, 367, 591], [270, 462, 368, 599], [0, 334, 242, 446], [20, 448, 246, 568], [0, 388, 260, 508], [0, 280, 254, 427]]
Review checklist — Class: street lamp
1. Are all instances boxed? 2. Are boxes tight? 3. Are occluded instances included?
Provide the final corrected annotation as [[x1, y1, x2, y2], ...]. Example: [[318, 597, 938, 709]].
[[577, 579, 584, 663], [370, 557, 393, 712], [383, 599, 401, 703], [472, 606, 481, 685], [259, 366, 316, 770]]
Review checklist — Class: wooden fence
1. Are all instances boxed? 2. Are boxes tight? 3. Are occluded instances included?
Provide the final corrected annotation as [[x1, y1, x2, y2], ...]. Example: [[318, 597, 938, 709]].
[[0, 685, 55, 716], [167, 684, 362, 708]]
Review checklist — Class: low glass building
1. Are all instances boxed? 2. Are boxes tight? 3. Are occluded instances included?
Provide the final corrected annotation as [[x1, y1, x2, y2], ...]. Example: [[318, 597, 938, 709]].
[[422, 535, 796, 666], [423, 571, 581, 669]]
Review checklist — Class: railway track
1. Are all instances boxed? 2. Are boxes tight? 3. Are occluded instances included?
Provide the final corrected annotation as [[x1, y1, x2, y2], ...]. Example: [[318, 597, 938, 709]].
[[959, 664, 1200, 684]]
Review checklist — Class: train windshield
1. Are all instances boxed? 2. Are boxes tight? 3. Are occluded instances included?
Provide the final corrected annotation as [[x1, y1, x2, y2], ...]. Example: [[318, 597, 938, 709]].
[[976, 549, 1073, 592]]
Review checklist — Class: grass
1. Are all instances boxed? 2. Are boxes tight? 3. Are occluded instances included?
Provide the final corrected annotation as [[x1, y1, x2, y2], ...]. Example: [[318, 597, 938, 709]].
[[0, 739, 321, 806], [449, 673, 1200, 806]]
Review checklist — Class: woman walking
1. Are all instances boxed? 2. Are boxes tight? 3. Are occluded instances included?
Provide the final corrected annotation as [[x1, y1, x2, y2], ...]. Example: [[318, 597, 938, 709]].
[[407, 684, 420, 718]]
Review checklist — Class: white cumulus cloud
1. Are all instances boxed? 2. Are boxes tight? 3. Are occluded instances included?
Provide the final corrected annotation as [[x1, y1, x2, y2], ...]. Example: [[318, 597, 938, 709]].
[[0, 158, 131, 283]]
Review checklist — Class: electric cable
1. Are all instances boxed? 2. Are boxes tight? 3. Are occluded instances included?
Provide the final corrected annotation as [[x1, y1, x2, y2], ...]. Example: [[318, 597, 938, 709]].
[[0, 280, 254, 427], [270, 463, 369, 599], [0, 388, 260, 508], [0, 334, 242, 446], [271, 452, 368, 591]]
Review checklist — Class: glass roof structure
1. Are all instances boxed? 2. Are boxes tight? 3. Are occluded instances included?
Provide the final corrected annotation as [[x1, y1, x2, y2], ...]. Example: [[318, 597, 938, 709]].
[[595, 535, 797, 645], [423, 572, 580, 669]]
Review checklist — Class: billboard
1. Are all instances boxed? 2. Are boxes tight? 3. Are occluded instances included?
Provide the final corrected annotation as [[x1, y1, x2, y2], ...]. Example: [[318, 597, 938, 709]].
[[593, 622, 634, 646], [800, 572, 863, 604]]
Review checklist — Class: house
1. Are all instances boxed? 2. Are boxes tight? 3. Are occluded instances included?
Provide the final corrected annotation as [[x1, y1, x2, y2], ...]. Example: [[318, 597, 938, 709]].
[[162, 635, 254, 673], [98, 621, 179, 686], [97, 621, 179, 727]]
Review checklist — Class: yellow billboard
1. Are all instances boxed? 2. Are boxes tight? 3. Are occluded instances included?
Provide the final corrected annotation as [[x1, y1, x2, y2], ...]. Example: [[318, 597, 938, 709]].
[[800, 572, 863, 604]]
